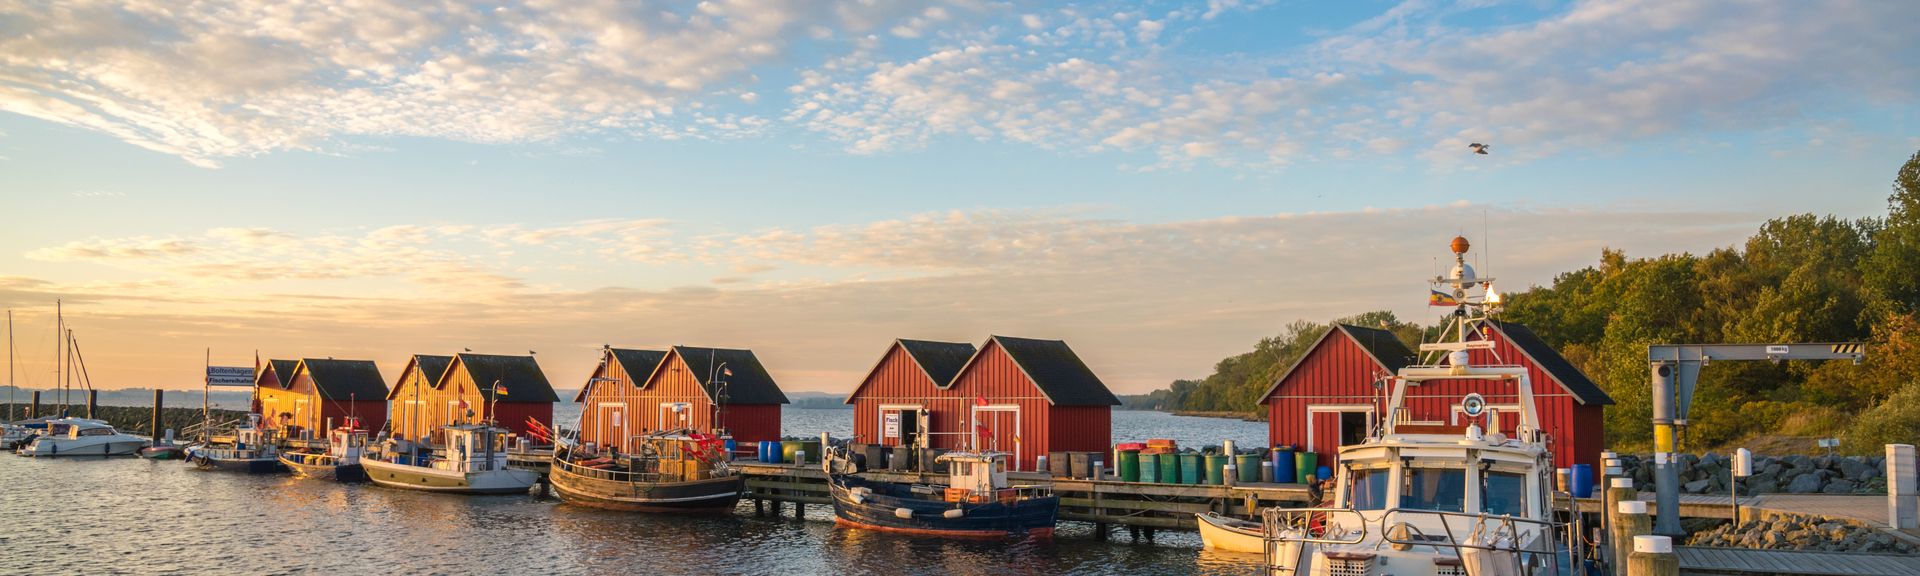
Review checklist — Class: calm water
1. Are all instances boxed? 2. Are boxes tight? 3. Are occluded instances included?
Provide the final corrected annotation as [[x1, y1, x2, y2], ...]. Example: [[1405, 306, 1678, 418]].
[[1, 408, 1268, 575]]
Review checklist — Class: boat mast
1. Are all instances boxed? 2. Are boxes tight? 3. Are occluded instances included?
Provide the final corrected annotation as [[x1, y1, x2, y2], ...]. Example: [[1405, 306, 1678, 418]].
[[202, 347, 211, 443], [7, 309, 13, 423], [64, 329, 73, 417], [54, 299, 62, 414]]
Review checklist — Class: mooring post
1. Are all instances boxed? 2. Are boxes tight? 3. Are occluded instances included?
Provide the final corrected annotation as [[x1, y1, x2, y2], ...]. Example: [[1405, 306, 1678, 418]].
[[29, 390, 39, 419], [1614, 500, 1651, 572], [152, 389, 164, 440], [1889, 444, 1917, 530], [86, 389, 97, 419], [1627, 534, 1678, 576], [754, 498, 765, 516]]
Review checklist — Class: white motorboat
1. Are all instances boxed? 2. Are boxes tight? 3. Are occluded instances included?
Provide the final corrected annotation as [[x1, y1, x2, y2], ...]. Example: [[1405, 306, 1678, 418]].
[[1259, 238, 1587, 576], [1197, 511, 1267, 553], [361, 423, 538, 494], [17, 417, 147, 457]]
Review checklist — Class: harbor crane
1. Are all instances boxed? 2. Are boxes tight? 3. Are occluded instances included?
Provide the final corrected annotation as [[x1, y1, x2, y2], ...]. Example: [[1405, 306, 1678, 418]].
[[1648, 341, 1867, 535]]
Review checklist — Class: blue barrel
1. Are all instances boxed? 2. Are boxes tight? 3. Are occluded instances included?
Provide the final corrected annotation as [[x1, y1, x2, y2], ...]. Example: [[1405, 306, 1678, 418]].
[[762, 441, 779, 463], [1571, 463, 1595, 498], [1178, 453, 1202, 484], [1317, 465, 1333, 484], [1138, 453, 1159, 483], [1272, 446, 1296, 484]]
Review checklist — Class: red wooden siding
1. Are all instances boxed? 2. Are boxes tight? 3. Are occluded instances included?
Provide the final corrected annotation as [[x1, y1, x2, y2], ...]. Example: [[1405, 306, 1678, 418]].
[[848, 340, 1113, 472], [576, 350, 782, 452], [431, 360, 552, 442], [1265, 327, 1603, 476]]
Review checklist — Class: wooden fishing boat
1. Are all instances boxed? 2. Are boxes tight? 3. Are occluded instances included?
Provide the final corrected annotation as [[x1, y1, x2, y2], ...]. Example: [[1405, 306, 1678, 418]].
[[280, 426, 370, 482], [185, 423, 285, 473], [549, 431, 743, 512], [1196, 512, 1266, 553], [827, 450, 1057, 538], [361, 423, 537, 495]]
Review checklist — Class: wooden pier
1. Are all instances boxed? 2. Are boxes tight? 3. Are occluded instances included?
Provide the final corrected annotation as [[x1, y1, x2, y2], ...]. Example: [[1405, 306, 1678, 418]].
[[1676, 546, 1920, 575], [731, 461, 1311, 535]]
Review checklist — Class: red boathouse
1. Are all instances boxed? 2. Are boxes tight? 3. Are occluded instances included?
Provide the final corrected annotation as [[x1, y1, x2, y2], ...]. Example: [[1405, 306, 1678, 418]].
[[574, 346, 789, 452], [846, 336, 1120, 472], [257, 358, 390, 438], [1262, 320, 1612, 474], [432, 353, 559, 441]]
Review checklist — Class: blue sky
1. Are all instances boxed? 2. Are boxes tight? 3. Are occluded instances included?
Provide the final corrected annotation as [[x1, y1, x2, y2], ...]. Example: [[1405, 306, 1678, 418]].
[[0, 0, 1914, 394]]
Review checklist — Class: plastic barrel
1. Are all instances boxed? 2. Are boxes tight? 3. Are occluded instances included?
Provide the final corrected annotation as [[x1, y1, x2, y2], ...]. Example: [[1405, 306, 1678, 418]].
[[1179, 453, 1202, 484], [1204, 454, 1228, 485], [1237, 454, 1261, 483], [1272, 446, 1296, 484], [1296, 452, 1318, 484], [800, 440, 822, 464], [1571, 463, 1595, 498], [893, 445, 915, 471], [781, 440, 802, 463], [1119, 450, 1141, 482], [1157, 453, 1179, 483], [1137, 452, 1157, 483]]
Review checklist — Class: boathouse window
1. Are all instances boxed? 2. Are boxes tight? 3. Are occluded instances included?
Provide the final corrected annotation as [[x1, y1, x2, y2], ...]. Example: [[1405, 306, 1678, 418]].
[[1350, 468, 1390, 510], [1481, 471, 1527, 516], [1401, 467, 1466, 512]]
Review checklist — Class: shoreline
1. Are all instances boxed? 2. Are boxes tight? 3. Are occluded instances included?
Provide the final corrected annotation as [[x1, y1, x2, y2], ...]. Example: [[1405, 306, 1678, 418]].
[[1167, 410, 1264, 422]]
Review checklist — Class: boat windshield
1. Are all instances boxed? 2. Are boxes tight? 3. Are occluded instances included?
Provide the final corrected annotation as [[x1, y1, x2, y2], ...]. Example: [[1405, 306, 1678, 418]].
[[1401, 467, 1466, 512], [1481, 470, 1528, 516], [1350, 468, 1390, 510]]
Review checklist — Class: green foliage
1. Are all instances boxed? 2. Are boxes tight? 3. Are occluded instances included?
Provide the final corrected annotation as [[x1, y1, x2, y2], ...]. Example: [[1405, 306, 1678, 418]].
[[1843, 381, 1920, 454], [1150, 149, 1920, 452]]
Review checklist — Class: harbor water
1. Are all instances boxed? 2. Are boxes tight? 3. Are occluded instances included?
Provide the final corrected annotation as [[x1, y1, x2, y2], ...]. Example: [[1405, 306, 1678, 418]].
[[1, 408, 1268, 575]]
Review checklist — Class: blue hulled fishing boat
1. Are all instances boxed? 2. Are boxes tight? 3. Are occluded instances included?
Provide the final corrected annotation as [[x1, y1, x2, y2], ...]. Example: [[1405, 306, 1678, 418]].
[[826, 450, 1057, 538]]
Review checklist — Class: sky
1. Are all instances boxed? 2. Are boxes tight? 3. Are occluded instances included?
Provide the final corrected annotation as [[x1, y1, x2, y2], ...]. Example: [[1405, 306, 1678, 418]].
[[0, 0, 1915, 396]]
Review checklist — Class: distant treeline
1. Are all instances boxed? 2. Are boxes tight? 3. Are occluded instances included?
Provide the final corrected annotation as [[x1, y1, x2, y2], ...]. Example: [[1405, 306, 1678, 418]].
[[1147, 150, 1920, 454]]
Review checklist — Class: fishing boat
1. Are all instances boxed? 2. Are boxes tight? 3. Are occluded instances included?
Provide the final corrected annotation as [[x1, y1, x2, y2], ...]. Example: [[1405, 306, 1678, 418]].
[[826, 448, 1058, 538], [18, 417, 148, 457], [1197, 512, 1267, 553], [549, 430, 743, 512], [185, 422, 286, 473], [279, 424, 370, 482], [361, 423, 538, 495], [1257, 238, 1586, 576]]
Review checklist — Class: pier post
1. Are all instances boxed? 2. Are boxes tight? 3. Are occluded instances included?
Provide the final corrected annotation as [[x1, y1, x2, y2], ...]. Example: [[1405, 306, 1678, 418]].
[[753, 498, 764, 516], [1613, 500, 1652, 572], [152, 389, 164, 439], [1890, 444, 1917, 529], [28, 391, 38, 419], [1626, 535, 1678, 576], [86, 389, 97, 419], [795, 500, 805, 519], [1223, 465, 1237, 488]]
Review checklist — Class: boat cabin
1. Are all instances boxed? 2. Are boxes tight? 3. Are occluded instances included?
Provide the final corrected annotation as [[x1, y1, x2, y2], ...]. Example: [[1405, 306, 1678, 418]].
[[328, 425, 369, 462], [942, 451, 1010, 495], [52, 418, 118, 439], [437, 424, 511, 473]]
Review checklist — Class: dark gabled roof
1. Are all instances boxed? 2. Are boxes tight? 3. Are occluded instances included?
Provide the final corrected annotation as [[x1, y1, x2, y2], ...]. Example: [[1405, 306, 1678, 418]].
[[898, 339, 977, 386], [387, 354, 453, 400], [445, 353, 559, 403], [966, 335, 1120, 406], [1261, 324, 1415, 401], [1478, 319, 1614, 406], [575, 348, 670, 402], [664, 346, 789, 405], [257, 359, 299, 388], [296, 359, 389, 401]]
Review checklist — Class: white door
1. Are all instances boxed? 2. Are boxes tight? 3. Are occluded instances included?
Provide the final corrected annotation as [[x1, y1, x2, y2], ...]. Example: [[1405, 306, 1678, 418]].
[[970, 405, 1021, 470]]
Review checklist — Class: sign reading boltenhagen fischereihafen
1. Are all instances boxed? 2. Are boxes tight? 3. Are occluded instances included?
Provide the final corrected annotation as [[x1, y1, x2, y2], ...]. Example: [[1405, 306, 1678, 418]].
[[206, 366, 254, 386]]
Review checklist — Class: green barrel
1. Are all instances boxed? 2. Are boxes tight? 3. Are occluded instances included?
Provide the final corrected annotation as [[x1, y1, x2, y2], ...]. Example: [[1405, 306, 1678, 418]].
[[1204, 454, 1228, 485], [799, 440, 822, 464], [1236, 454, 1261, 483], [1178, 453, 1202, 484], [1295, 451, 1318, 484], [1138, 452, 1159, 483], [1118, 450, 1141, 482], [781, 440, 803, 463], [1157, 452, 1180, 484]]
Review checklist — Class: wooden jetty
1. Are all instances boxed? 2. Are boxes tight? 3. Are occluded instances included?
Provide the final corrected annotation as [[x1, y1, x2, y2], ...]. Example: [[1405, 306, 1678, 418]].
[[1676, 546, 1920, 575], [731, 461, 1310, 536]]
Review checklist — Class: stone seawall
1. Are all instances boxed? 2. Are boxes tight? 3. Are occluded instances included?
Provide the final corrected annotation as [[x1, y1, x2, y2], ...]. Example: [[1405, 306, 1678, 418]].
[[1613, 453, 1886, 495]]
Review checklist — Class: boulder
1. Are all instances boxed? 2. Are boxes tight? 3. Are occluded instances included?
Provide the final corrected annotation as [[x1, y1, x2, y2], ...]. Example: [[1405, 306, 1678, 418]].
[[1685, 478, 1713, 494], [1838, 458, 1871, 480], [1787, 474, 1825, 494], [1786, 455, 1815, 470], [1748, 478, 1779, 494]]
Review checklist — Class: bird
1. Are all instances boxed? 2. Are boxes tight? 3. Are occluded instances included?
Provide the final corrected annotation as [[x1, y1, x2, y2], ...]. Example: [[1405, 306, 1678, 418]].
[[1468, 143, 1490, 155], [529, 350, 537, 355], [463, 347, 472, 352]]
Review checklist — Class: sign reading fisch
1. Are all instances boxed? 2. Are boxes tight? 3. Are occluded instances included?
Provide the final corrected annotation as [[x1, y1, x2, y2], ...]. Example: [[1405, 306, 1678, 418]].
[[883, 412, 901, 439], [206, 366, 255, 386]]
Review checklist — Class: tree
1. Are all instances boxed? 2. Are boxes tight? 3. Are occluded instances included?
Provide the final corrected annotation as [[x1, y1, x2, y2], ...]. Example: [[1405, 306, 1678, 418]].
[[1865, 150, 1920, 316]]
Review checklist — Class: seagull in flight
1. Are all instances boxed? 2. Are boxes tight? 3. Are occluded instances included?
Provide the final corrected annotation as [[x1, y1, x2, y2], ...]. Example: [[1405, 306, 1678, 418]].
[[1468, 143, 1490, 155]]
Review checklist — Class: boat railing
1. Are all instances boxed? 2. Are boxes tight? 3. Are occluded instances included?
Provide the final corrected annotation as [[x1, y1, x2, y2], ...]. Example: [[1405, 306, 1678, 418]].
[[551, 451, 730, 484], [1375, 508, 1562, 576], [1259, 507, 1370, 546]]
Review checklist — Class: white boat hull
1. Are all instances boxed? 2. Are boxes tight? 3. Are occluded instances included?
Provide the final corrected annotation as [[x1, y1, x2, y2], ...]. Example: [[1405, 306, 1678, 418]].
[[361, 458, 538, 494], [19, 437, 146, 457]]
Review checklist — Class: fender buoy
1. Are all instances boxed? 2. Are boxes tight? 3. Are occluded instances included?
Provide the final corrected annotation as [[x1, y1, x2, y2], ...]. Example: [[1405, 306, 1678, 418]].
[[894, 507, 914, 519]]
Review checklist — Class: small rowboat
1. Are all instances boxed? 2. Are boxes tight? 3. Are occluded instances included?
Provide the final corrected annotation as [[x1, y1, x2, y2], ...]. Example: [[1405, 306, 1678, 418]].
[[280, 426, 370, 482], [1196, 512, 1266, 553], [140, 444, 186, 460], [827, 450, 1057, 538]]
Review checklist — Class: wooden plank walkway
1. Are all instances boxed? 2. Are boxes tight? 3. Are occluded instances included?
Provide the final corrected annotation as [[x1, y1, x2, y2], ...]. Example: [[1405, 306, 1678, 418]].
[[1677, 546, 1920, 575]]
